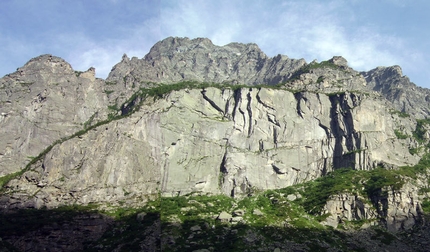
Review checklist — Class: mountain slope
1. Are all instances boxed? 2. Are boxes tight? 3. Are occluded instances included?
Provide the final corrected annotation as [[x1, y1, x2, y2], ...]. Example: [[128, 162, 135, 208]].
[[1, 37, 430, 251]]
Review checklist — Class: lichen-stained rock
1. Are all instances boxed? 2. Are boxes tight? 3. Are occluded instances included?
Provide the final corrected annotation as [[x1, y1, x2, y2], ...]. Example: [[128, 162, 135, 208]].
[[0, 55, 110, 176], [1, 86, 420, 208]]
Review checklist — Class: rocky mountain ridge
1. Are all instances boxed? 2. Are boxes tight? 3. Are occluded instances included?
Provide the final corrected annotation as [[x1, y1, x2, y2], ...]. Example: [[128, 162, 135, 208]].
[[1, 37, 430, 251]]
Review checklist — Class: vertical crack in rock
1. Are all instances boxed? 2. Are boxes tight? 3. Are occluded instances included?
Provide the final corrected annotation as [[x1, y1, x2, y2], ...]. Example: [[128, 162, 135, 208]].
[[294, 92, 305, 118], [267, 113, 281, 127], [329, 93, 357, 169], [218, 150, 228, 189], [231, 88, 242, 122], [201, 89, 225, 115], [330, 94, 345, 169], [273, 127, 278, 148], [161, 159, 170, 193], [231, 178, 236, 198], [259, 139, 264, 152], [246, 90, 253, 136]]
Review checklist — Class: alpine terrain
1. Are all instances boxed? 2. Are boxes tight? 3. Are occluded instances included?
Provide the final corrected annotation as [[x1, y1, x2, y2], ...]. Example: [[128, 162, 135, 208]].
[[1, 37, 430, 251]]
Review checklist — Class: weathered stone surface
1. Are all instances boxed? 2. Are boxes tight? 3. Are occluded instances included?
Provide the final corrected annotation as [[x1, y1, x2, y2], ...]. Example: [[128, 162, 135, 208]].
[[0, 86, 421, 208], [0, 55, 110, 176], [107, 37, 306, 86], [217, 211, 232, 222], [322, 193, 377, 228], [362, 65, 430, 119], [322, 181, 423, 232]]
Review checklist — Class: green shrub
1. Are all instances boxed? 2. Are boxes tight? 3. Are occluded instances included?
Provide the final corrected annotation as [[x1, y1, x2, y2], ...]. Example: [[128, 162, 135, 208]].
[[413, 118, 430, 143], [394, 129, 408, 139], [364, 168, 403, 198], [422, 199, 430, 213], [296, 168, 359, 215]]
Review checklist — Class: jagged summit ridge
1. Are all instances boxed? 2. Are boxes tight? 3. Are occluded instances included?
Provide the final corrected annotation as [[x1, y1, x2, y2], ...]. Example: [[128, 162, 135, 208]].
[[107, 36, 307, 85]]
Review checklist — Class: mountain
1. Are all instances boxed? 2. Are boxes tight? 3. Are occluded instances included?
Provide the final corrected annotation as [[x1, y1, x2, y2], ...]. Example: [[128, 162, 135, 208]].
[[1, 37, 430, 251]]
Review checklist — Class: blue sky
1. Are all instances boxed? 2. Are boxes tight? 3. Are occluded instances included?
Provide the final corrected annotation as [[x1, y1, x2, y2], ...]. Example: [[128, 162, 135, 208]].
[[1, 0, 429, 88]]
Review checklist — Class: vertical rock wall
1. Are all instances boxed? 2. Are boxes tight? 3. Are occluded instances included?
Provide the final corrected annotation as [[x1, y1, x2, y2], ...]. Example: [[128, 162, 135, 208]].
[[1, 87, 419, 208]]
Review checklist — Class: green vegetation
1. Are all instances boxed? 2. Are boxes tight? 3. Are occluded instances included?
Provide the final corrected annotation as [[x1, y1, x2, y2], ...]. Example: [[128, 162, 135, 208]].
[[371, 227, 396, 245], [390, 109, 410, 118], [105, 81, 117, 85], [83, 112, 97, 129], [19, 82, 34, 87], [413, 118, 430, 143], [409, 147, 422, 155], [394, 129, 409, 139], [0, 171, 21, 188], [0, 204, 160, 252], [422, 199, 430, 213], [305, 60, 339, 71], [288, 60, 343, 82], [3, 79, 430, 250]]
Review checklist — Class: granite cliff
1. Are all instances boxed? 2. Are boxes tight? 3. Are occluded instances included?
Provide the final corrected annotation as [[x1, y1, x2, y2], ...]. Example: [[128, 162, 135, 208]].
[[1, 37, 430, 251]]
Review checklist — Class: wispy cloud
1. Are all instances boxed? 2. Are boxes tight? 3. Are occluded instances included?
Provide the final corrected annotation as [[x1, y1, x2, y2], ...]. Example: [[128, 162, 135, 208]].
[[0, 0, 428, 86], [158, 1, 402, 67]]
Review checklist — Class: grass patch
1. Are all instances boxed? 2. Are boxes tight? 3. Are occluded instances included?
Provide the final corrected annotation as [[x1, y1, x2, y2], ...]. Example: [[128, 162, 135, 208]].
[[394, 129, 409, 139], [0, 171, 22, 188], [422, 199, 430, 213]]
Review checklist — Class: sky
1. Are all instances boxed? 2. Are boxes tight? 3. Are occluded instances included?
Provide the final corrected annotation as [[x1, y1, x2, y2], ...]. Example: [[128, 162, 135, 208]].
[[1, 0, 429, 88]]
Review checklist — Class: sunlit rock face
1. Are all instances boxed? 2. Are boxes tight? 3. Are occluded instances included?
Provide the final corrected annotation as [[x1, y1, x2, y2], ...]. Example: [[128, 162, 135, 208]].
[[0, 37, 428, 236]]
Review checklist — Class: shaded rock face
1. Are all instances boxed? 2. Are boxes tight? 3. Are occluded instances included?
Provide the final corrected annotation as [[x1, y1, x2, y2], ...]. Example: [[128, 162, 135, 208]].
[[0, 55, 110, 176], [1, 87, 419, 208]]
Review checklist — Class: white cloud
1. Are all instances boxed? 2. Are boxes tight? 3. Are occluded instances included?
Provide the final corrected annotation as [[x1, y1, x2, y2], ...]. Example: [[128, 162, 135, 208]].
[[1, 0, 427, 86], [155, 0, 415, 75]]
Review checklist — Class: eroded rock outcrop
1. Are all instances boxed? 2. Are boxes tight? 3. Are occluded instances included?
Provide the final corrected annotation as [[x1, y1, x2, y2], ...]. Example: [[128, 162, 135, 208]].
[[322, 181, 423, 232]]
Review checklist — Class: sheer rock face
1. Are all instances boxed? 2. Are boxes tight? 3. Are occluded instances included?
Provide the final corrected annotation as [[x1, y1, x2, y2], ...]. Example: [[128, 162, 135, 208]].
[[107, 37, 306, 85], [0, 55, 110, 176], [1, 87, 418, 209], [0, 37, 429, 233]]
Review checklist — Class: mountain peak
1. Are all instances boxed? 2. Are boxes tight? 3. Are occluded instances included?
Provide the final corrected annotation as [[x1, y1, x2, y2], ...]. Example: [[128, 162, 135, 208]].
[[20, 54, 73, 74]]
